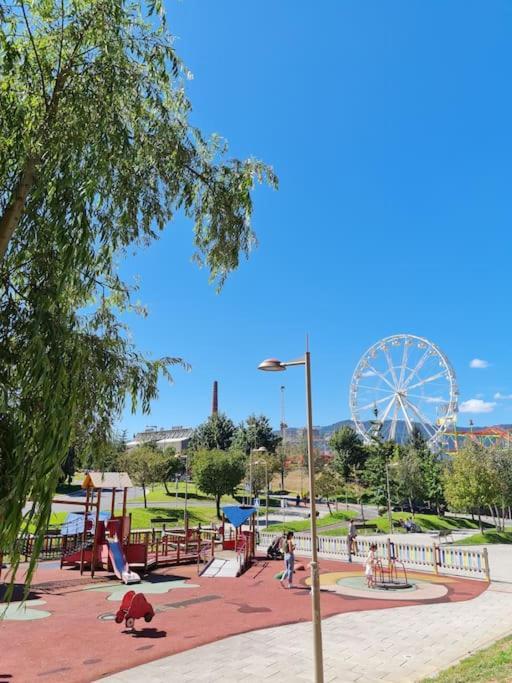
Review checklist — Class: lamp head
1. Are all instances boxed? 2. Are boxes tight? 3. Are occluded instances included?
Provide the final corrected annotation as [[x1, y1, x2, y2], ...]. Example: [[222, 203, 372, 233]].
[[258, 358, 285, 372]]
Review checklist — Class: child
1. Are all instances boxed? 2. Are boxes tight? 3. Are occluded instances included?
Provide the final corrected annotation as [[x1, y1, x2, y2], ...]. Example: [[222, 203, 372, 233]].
[[365, 543, 377, 588]]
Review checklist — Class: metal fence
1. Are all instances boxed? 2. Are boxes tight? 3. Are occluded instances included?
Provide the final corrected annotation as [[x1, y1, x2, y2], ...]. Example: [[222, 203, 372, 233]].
[[257, 531, 490, 581]]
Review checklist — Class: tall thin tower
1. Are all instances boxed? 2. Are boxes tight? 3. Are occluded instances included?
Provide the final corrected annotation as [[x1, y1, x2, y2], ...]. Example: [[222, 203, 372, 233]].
[[211, 380, 218, 415], [280, 385, 287, 442], [279, 385, 288, 490]]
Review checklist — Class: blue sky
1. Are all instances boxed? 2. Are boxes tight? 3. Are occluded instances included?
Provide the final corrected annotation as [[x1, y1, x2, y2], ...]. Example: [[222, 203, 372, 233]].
[[120, 0, 512, 437]]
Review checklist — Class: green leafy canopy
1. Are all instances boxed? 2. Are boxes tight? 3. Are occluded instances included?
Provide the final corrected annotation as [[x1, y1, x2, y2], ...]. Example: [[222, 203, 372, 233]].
[[0, 0, 276, 593]]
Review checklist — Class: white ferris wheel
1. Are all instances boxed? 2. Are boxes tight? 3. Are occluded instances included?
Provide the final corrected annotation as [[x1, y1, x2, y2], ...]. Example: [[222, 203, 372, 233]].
[[349, 334, 458, 448]]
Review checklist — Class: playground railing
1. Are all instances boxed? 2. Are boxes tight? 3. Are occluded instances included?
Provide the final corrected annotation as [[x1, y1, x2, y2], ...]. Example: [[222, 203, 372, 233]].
[[235, 536, 249, 575], [436, 544, 489, 579], [257, 531, 490, 581], [16, 533, 71, 561], [197, 538, 215, 574]]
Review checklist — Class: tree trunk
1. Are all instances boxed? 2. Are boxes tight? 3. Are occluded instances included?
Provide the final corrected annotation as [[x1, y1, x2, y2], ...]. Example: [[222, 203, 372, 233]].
[[163, 481, 170, 495], [495, 504, 503, 532], [216, 494, 221, 520], [0, 158, 37, 260], [488, 505, 497, 531], [326, 500, 332, 514], [409, 497, 414, 518], [360, 499, 365, 524], [478, 511, 483, 533], [142, 483, 147, 508], [281, 468, 284, 490]]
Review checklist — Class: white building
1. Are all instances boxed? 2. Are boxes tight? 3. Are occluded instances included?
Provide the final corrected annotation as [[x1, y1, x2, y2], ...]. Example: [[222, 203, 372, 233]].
[[126, 426, 194, 453]]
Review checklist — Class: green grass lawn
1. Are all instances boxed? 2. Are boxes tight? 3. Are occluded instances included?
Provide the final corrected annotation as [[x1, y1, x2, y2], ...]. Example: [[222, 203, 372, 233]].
[[133, 482, 238, 504], [27, 506, 218, 535], [122, 505, 219, 529], [25, 511, 68, 534], [268, 510, 357, 533], [448, 530, 512, 545], [423, 635, 512, 682], [319, 526, 349, 537], [376, 513, 490, 534]]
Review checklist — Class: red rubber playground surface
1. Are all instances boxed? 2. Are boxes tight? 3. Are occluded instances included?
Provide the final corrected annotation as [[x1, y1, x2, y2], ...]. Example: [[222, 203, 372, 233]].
[[0, 557, 487, 683]]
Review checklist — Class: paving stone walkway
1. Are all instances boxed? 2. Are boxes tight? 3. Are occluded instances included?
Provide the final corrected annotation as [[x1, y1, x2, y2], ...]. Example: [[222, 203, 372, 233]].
[[99, 581, 512, 683]]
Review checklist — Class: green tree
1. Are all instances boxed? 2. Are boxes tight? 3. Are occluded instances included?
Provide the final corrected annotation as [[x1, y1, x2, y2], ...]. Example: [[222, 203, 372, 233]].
[[330, 426, 366, 479], [161, 447, 184, 496], [362, 439, 399, 506], [189, 413, 236, 452], [118, 446, 167, 508], [246, 453, 278, 498], [421, 450, 445, 513], [0, 0, 275, 588], [315, 467, 344, 513], [191, 449, 245, 518], [403, 426, 445, 513], [443, 444, 498, 532], [78, 429, 130, 471], [291, 431, 324, 476], [232, 414, 281, 456], [348, 465, 367, 522], [392, 448, 425, 515], [487, 447, 512, 530]]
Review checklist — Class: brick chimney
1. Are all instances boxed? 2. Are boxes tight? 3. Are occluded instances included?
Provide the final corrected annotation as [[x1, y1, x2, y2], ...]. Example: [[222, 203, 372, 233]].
[[212, 380, 218, 415]]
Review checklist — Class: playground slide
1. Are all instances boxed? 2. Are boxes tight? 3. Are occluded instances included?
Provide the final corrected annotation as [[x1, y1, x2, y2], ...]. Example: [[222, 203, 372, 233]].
[[107, 538, 140, 585]]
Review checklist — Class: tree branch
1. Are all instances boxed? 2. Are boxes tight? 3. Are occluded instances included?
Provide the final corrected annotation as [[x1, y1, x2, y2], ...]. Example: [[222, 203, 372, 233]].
[[19, 0, 48, 107], [0, 157, 37, 261], [56, 0, 65, 79]]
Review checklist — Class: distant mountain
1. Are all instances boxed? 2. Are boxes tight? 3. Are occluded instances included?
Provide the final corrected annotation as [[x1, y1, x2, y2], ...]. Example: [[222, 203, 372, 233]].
[[284, 420, 512, 447]]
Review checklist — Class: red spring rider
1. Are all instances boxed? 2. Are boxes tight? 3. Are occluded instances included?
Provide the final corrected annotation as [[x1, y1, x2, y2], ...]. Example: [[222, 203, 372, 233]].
[[115, 591, 155, 629]]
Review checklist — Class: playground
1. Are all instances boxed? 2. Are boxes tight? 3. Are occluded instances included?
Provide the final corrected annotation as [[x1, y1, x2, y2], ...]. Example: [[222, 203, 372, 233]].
[[0, 554, 488, 682], [0, 473, 493, 682], [0, 557, 488, 681]]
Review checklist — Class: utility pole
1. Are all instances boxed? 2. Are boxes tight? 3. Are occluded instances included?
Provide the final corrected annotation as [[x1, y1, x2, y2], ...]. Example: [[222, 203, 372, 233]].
[[280, 385, 287, 490]]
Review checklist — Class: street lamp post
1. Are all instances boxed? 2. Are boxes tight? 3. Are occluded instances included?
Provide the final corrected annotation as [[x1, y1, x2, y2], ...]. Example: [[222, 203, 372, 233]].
[[258, 350, 324, 683], [249, 452, 253, 506], [254, 457, 269, 528], [184, 452, 189, 535], [249, 446, 267, 506], [385, 462, 393, 533]]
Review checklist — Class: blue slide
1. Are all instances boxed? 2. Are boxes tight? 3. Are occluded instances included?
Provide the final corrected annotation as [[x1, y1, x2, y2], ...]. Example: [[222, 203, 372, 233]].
[[106, 538, 140, 584]]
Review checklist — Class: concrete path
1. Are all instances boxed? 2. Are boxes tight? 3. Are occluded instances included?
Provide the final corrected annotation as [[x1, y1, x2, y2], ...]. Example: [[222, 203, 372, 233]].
[[98, 581, 512, 683]]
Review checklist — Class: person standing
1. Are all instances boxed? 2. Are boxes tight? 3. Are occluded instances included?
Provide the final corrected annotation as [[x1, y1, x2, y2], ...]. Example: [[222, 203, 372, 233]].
[[280, 531, 295, 589], [365, 543, 377, 588], [347, 519, 358, 562]]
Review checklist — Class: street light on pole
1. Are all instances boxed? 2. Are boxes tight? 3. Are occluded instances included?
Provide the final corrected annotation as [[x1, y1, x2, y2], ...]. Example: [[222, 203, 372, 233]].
[[385, 460, 398, 534], [258, 349, 324, 683], [254, 454, 269, 528], [385, 462, 393, 533], [184, 451, 189, 535], [251, 445, 267, 512]]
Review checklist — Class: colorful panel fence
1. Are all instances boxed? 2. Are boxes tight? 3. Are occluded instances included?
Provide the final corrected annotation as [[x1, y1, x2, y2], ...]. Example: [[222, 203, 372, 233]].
[[257, 531, 489, 581]]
